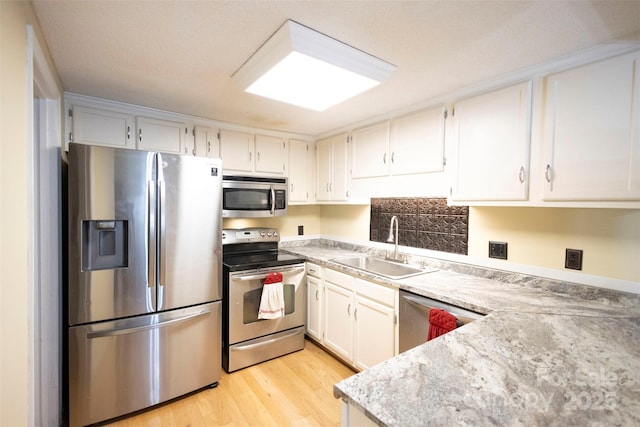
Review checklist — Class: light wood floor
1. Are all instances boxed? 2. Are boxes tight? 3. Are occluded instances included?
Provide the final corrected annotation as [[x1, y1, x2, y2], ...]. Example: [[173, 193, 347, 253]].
[[105, 339, 356, 427]]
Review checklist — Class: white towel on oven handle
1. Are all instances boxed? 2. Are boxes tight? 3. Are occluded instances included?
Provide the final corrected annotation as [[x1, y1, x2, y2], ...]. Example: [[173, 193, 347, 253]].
[[258, 272, 285, 319]]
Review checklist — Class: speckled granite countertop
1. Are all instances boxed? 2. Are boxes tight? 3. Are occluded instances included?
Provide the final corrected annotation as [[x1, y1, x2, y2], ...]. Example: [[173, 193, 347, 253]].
[[281, 239, 640, 426]]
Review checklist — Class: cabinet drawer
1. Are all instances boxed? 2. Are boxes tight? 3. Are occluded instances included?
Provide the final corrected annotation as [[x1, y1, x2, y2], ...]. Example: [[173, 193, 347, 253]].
[[324, 268, 355, 291], [356, 279, 395, 306], [306, 262, 322, 278]]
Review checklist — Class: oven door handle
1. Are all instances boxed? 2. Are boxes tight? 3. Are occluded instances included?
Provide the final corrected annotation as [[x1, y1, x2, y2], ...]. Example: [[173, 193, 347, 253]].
[[232, 267, 305, 282]]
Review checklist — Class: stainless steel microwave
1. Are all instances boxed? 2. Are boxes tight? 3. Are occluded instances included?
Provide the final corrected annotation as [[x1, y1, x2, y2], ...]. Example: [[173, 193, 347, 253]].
[[222, 175, 288, 218]]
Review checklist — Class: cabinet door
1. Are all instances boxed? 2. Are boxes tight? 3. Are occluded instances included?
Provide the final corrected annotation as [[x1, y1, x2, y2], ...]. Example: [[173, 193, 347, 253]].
[[390, 107, 446, 175], [136, 117, 186, 154], [323, 282, 354, 362], [219, 129, 254, 172], [542, 51, 640, 201], [331, 134, 349, 201], [72, 105, 135, 149], [306, 275, 322, 341], [289, 139, 310, 202], [354, 294, 395, 371], [351, 122, 390, 178], [255, 134, 286, 174], [316, 137, 333, 201], [451, 81, 531, 201], [316, 133, 349, 201], [194, 126, 219, 158]]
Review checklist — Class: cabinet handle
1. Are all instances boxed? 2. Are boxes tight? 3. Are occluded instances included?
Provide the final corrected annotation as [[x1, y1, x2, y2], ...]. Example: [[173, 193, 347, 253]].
[[391, 152, 395, 164], [383, 153, 387, 164], [354, 308, 358, 321], [329, 182, 332, 192], [347, 303, 351, 316], [138, 129, 142, 142], [257, 152, 261, 162], [127, 126, 131, 140], [207, 141, 211, 153], [249, 152, 252, 163], [291, 183, 294, 193], [315, 289, 319, 301], [545, 164, 552, 183], [518, 166, 525, 183]]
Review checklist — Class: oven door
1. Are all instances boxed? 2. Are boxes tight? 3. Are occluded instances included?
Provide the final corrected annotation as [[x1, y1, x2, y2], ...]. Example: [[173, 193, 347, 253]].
[[228, 264, 306, 345]]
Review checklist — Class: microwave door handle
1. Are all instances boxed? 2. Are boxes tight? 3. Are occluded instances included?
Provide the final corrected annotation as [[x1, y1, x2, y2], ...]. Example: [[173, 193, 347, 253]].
[[270, 185, 275, 215]]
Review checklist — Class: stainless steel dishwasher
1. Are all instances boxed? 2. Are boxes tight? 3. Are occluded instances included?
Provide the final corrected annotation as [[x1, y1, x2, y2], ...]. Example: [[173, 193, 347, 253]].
[[399, 290, 484, 353]]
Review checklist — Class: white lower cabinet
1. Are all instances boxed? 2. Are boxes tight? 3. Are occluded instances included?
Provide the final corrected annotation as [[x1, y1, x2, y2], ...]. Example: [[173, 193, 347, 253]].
[[306, 263, 323, 341], [321, 267, 397, 370], [353, 280, 396, 371]]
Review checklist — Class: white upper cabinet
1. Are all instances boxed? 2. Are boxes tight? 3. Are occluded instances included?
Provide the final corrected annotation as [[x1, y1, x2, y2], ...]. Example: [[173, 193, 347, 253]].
[[136, 116, 188, 155], [541, 50, 640, 202], [289, 138, 314, 203], [351, 106, 446, 179], [351, 122, 390, 178], [390, 107, 446, 175], [451, 81, 532, 202], [255, 134, 287, 174], [219, 129, 254, 172], [316, 133, 349, 201], [193, 126, 220, 158], [70, 105, 135, 150], [219, 130, 286, 175]]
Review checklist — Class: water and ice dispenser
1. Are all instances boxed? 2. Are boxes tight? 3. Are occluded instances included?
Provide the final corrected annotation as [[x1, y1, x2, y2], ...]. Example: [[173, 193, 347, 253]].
[[81, 220, 128, 271]]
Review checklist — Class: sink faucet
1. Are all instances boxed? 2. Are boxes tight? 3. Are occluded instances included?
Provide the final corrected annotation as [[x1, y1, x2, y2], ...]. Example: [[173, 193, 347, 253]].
[[385, 215, 404, 262]]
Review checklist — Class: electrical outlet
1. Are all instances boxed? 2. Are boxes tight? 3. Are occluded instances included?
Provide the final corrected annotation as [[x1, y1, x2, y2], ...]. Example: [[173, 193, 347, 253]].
[[298, 225, 304, 236], [565, 249, 583, 270], [488, 241, 508, 260]]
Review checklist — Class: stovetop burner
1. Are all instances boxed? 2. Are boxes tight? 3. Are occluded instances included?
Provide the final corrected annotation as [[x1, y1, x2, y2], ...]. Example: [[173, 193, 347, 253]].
[[222, 227, 305, 271], [223, 251, 304, 271]]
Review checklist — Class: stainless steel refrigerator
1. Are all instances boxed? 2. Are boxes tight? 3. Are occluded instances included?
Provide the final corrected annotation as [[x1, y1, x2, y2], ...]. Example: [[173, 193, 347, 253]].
[[66, 143, 222, 427]]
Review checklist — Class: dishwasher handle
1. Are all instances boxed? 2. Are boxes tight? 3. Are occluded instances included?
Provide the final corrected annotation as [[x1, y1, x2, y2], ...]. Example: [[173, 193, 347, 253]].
[[400, 291, 484, 323]]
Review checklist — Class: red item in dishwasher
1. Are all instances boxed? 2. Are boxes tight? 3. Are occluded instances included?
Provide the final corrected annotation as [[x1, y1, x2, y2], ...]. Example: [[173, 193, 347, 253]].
[[427, 308, 457, 341]]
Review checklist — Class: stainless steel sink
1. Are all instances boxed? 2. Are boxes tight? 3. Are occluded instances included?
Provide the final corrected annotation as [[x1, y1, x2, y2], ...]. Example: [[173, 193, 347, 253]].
[[330, 255, 435, 279]]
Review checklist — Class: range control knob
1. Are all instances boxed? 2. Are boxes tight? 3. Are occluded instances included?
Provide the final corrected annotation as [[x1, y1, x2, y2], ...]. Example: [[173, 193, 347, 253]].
[[273, 231, 278, 237], [267, 231, 273, 237], [260, 231, 266, 237]]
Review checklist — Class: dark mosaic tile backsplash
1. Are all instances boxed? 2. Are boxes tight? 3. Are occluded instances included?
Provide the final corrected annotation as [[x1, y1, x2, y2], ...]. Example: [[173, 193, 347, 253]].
[[370, 198, 469, 255]]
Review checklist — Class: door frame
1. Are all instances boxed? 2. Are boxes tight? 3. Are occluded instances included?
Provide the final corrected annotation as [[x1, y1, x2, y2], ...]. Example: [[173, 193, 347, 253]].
[[26, 24, 62, 427]]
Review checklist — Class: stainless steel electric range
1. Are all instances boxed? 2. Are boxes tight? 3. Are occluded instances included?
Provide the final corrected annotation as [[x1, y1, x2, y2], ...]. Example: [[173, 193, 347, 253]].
[[222, 228, 306, 372]]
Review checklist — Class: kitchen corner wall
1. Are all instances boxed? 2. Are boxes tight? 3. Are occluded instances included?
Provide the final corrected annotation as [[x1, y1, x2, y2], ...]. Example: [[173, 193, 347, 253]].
[[468, 207, 640, 283], [225, 204, 639, 283]]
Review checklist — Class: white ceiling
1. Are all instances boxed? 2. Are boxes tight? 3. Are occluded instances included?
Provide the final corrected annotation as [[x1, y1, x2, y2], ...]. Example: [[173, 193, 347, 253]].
[[32, 0, 640, 137]]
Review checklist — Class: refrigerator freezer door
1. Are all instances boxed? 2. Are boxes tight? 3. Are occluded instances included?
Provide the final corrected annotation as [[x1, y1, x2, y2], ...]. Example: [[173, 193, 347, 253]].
[[68, 144, 158, 325], [157, 153, 223, 310], [68, 301, 222, 427]]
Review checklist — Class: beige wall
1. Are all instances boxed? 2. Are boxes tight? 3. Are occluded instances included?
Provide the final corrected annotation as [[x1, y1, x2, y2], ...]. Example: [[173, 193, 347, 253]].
[[0, 1, 60, 425], [271, 204, 639, 284], [221, 204, 371, 240], [468, 207, 640, 283], [222, 205, 323, 236]]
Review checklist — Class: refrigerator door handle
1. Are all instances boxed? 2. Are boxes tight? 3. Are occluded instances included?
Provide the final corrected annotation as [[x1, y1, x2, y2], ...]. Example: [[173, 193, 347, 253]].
[[147, 180, 157, 290], [86, 309, 212, 339], [158, 179, 167, 288]]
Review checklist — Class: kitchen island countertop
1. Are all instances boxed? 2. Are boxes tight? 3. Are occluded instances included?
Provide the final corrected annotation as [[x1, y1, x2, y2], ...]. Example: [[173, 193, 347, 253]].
[[282, 240, 640, 426]]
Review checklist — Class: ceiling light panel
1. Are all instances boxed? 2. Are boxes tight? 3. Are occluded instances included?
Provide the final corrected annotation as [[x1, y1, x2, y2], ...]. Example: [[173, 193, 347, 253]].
[[232, 20, 396, 111]]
